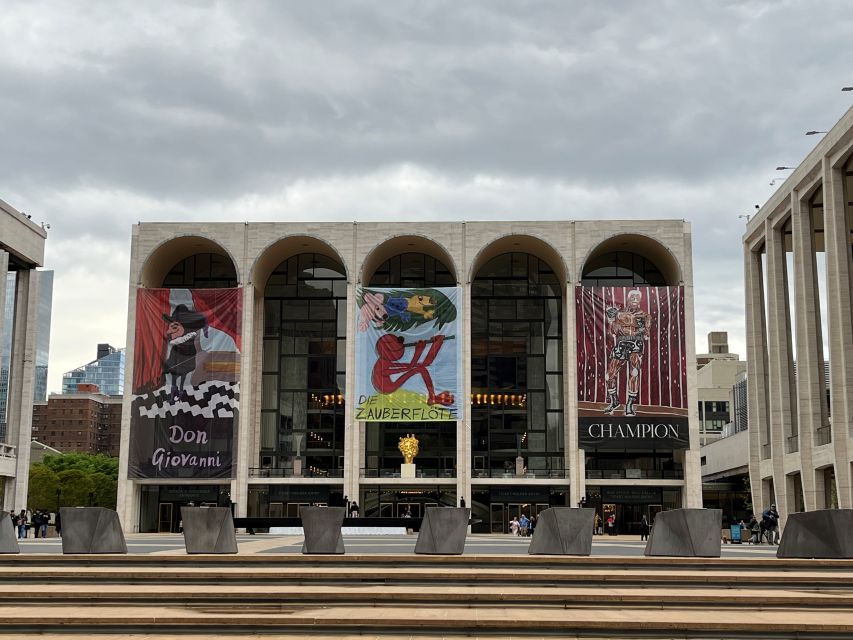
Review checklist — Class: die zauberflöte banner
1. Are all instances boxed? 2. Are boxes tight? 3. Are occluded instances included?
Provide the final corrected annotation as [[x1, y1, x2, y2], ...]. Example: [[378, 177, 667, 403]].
[[575, 286, 689, 450], [128, 288, 242, 479], [355, 286, 462, 422]]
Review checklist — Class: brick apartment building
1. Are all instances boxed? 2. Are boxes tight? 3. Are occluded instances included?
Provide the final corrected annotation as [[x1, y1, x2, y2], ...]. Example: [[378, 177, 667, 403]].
[[32, 384, 122, 457]]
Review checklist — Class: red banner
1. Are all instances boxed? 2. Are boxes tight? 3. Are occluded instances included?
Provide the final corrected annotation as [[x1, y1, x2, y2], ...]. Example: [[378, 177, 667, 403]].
[[129, 288, 242, 478], [575, 286, 688, 450]]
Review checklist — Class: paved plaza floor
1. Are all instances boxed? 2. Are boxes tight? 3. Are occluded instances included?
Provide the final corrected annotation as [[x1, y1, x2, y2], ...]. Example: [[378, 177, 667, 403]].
[[16, 532, 782, 556]]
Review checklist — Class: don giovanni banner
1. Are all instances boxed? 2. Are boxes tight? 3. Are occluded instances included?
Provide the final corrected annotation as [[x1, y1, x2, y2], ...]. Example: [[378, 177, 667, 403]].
[[576, 286, 689, 450], [128, 288, 242, 478], [355, 286, 462, 421]]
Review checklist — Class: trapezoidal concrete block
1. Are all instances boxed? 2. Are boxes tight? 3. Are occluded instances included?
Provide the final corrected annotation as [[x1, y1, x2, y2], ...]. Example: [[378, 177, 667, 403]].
[[644, 508, 721, 557], [528, 507, 594, 556], [777, 509, 853, 559], [0, 512, 19, 554], [60, 507, 127, 554], [414, 507, 470, 555], [180, 507, 238, 554], [301, 506, 345, 554]]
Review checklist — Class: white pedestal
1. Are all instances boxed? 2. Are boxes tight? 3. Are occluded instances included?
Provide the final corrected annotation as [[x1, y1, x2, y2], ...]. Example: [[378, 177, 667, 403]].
[[293, 458, 303, 478], [401, 463, 416, 479], [515, 456, 525, 478]]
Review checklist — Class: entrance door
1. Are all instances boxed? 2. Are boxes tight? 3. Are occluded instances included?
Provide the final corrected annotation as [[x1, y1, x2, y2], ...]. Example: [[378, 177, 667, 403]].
[[158, 503, 173, 533], [535, 503, 550, 517], [648, 504, 663, 526], [269, 502, 284, 518], [379, 502, 393, 517], [397, 502, 421, 518], [490, 503, 505, 533]]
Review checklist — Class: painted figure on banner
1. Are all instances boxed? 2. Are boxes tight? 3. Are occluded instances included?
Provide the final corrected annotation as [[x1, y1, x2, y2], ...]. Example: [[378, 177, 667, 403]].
[[128, 288, 242, 479], [355, 287, 462, 422], [603, 289, 652, 416], [575, 286, 689, 451]]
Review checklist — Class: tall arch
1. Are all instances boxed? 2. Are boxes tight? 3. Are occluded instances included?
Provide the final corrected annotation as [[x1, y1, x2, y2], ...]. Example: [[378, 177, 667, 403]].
[[580, 234, 681, 286], [361, 235, 457, 284], [138, 235, 239, 288], [469, 234, 567, 285]]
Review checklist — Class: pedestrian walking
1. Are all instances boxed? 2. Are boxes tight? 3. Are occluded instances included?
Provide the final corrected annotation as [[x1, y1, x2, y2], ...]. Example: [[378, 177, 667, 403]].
[[640, 515, 650, 541]]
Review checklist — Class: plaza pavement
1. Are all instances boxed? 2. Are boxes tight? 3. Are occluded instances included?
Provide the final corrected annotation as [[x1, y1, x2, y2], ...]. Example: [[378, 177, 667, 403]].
[[16, 532, 782, 556]]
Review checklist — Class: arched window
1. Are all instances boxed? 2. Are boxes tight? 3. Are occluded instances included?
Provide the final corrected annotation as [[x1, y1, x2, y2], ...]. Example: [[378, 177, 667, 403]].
[[581, 251, 666, 287], [471, 252, 564, 478], [162, 253, 238, 288], [259, 253, 347, 477]]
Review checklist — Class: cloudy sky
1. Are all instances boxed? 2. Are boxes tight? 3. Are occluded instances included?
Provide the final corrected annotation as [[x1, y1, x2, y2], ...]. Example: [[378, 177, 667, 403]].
[[1, 1, 851, 393]]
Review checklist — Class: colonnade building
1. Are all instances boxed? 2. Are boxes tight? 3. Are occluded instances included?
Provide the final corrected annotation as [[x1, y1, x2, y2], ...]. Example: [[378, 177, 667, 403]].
[[744, 105, 853, 520], [117, 220, 701, 533], [0, 199, 48, 512]]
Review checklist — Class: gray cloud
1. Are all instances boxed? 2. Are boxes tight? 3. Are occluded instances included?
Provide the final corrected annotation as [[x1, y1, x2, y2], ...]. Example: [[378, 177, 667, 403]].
[[0, 0, 850, 390]]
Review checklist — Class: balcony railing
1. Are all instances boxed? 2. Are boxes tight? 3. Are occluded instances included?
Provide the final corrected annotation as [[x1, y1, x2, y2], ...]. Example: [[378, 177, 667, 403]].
[[470, 468, 567, 479], [785, 434, 799, 454], [0, 443, 16, 458], [815, 425, 832, 446], [585, 468, 683, 480], [249, 467, 344, 479], [360, 468, 455, 479]]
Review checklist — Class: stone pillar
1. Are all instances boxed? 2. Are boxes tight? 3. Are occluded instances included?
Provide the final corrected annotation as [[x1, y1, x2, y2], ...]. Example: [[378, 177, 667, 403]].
[[682, 222, 702, 507], [457, 281, 471, 508], [343, 280, 360, 503], [4, 270, 39, 511], [0, 251, 8, 410], [566, 277, 582, 508], [232, 284, 255, 517], [764, 219, 795, 522], [744, 245, 771, 513], [824, 159, 853, 508], [790, 190, 825, 510]]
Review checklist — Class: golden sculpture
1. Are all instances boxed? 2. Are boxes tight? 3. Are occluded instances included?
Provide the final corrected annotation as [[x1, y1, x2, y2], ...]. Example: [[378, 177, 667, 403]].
[[398, 433, 419, 464]]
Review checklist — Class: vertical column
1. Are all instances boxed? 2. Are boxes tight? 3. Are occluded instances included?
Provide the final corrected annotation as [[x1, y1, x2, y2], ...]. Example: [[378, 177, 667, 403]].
[[0, 252, 8, 410], [343, 279, 359, 503], [116, 278, 138, 530], [233, 284, 255, 517], [824, 159, 853, 508], [744, 245, 770, 513], [4, 270, 39, 511], [457, 281, 471, 507], [764, 219, 794, 521], [791, 190, 824, 510], [682, 224, 702, 507], [566, 280, 582, 508]]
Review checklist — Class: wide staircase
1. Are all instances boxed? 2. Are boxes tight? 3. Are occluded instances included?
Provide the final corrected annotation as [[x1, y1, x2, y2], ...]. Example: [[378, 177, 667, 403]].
[[1, 553, 853, 638]]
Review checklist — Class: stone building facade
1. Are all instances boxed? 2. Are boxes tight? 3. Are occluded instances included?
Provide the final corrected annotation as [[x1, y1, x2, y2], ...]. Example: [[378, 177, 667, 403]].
[[744, 105, 853, 520], [117, 220, 701, 533]]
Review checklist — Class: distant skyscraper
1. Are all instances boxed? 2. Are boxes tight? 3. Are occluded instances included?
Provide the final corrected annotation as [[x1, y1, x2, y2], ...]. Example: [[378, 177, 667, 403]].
[[61, 344, 125, 396], [0, 270, 53, 441]]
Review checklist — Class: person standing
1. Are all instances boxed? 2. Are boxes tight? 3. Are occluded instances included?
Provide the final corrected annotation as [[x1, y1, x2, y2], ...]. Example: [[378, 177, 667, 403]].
[[348, 501, 360, 518], [762, 504, 780, 545], [509, 516, 519, 536], [519, 513, 530, 537], [640, 515, 650, 541], [594, 512, 602, 535], [16, 510, 27, 539], [39, 512, 48, 539]]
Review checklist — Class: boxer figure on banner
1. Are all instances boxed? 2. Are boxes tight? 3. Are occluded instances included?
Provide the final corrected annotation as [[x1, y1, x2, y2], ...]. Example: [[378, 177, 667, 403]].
[[603, 289, 652, 416]]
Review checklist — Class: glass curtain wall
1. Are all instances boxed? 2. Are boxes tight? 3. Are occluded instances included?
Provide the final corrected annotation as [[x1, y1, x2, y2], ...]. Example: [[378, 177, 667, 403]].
[[363, 253, 456, 480], [471, 253, 564, 478], [259, 253, 347, 478]]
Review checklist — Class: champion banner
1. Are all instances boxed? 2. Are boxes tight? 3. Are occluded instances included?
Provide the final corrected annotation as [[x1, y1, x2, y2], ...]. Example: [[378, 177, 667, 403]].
[[575, 286, 689, 450], [355, 286, 462, 422], [129, 288, 242, 478]]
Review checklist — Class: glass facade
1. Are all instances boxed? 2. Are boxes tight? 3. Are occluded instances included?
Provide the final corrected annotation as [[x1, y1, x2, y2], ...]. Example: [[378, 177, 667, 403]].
[[581, 251, 667, 287], [258, 253, 347, 478], [0, 270, 53, 442], [363, 253, 456, 501], [471, 253, 564, 478], [61, 347, 125, 396]]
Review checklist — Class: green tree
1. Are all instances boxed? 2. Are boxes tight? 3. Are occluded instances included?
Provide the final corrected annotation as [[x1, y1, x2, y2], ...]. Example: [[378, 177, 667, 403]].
[[27, 466, 59, 511], [56, 469, 95, 507], [90, 472, 118, 510]]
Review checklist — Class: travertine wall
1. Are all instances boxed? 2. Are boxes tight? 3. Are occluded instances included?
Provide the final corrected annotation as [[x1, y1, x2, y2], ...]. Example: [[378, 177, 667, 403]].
[[117, 219, 699, 531], [744, 105, 853, 521]]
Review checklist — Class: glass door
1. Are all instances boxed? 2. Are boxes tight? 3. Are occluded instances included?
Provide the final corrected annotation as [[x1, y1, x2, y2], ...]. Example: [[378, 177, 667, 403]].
[[157, 503, 173, 533], [490, 503, 505, 533]]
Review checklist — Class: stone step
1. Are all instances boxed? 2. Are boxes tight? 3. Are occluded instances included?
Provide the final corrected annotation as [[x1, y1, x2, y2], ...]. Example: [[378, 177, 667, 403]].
[[0, 603, 852, 637], [0, 583, 850, 608], [2, 565, 851, 589]]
